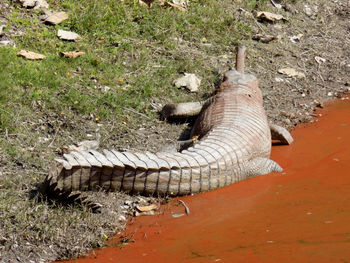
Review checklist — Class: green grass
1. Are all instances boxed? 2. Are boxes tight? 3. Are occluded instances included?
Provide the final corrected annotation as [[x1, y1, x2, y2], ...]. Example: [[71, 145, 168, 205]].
[[0, 0, 270, 135]]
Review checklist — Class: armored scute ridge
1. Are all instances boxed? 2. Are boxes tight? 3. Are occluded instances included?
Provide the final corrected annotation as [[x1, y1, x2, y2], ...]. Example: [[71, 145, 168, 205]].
[[40, 46, 293, 203]]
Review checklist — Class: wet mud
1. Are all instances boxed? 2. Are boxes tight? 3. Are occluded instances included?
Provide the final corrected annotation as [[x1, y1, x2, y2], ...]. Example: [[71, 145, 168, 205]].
[[64, 98, 350, 263]]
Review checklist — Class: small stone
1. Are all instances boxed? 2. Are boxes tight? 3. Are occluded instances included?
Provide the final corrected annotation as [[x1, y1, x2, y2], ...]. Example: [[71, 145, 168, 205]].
[[0, 40, 11, 46], [284, 118, 291, 125], [21, 0, 49, 9], [313, 99, 323, 108], [118, 215, 126, 221], [315, 56, 326, 64], [290, 34, 303, 43], [45, 11, 68, 25], [304, 5, 313, 16], [103, 86, 110, 93], [256, 11, 286, 23], [278, 68, 305, 78], [136, 203, 159, 212], [57, 29, 81, 41], [173, 73, 201, 93], [0, 25, 5, 36], [172, 213, 185, 218], [135, 210, 156, 217], [327, 92, 333, 97], [124, 200, 133, 206]]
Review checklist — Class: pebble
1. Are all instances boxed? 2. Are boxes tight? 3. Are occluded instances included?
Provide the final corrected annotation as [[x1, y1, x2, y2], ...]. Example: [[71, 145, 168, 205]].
[[135, 210, 155, 217], [0, 40, 11, 46], [284, 118, 291, 125], [124, 200, 133, 206], [303, 5, 313, 16], [118, 215, 126, 221], [0, 25, 5, 36], [172, 213, 185, 218]]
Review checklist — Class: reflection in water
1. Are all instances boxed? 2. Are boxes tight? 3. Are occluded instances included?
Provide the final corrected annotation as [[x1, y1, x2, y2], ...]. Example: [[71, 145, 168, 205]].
[[64, 98, 350, 263]]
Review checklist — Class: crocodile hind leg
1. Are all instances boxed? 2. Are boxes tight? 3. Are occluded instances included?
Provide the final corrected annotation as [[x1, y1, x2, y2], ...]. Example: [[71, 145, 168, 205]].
[[270, 123, 294, 145], [161, 101, 205, 119], [245, 157, 283, 178]]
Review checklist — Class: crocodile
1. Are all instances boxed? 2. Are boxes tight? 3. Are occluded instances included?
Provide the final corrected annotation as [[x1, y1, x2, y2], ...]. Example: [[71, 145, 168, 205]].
[[40, 46, 293, 205]]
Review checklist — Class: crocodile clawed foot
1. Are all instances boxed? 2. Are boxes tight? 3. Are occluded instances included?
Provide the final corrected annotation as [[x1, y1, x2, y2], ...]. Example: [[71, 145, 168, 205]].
[[270, 123, 294, 145]]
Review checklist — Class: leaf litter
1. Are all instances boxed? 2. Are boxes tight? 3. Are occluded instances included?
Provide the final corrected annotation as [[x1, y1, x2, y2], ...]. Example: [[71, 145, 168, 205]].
[[17, 50, 46, 60]]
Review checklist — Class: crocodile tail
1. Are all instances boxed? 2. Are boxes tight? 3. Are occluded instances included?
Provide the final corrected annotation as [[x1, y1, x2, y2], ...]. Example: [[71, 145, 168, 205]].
[[41, 144, 231, 199], [39, 162, 102, 212], [41, 137, 242, 204], [41, 149, 179, 198]]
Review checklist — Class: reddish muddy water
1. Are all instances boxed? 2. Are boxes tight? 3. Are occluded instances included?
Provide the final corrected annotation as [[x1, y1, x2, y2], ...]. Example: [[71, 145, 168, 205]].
[[64, 98, 350, 263]]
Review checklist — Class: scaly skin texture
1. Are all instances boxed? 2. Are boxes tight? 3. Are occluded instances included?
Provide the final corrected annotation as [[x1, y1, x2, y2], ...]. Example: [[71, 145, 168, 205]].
[[40, 46, 292, 201]]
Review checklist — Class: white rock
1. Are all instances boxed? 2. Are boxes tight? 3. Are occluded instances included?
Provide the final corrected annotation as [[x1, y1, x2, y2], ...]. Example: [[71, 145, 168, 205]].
[[173, 73, 201, 92], [290, 34, 303, 43], [21, 0, 49, 9], [0, 40, 11, 46], [103, 86, 111, 93], [57, 29, 81, 41], [0, 25, 5, 36], [304, 5, 313, 16], [45, 11, 68, 25], [256, 11, 286, 22], [315, 56, 326, 64], [278, 68, 305, 78], [118, 215, 126, 221]]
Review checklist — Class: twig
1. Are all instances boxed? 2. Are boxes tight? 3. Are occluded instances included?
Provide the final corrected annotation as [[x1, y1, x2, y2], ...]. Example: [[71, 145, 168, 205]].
[[48, 125, 61, 148], [121, 107, 151, 120], [119, 233, 134, 244], [178, 199, 190, 215]]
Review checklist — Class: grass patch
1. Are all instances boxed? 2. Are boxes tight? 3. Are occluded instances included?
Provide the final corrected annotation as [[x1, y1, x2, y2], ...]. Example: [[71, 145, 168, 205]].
[[1, 0, 263, 134]]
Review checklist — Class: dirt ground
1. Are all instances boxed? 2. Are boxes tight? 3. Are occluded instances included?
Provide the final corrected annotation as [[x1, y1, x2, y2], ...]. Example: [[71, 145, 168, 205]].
[[1, 0, 350, 262]]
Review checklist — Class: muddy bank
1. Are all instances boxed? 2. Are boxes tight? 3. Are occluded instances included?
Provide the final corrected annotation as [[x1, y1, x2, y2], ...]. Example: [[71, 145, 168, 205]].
[[63, 97, 350, 263]]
